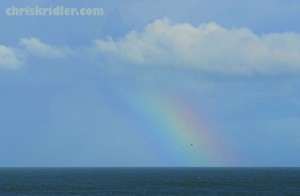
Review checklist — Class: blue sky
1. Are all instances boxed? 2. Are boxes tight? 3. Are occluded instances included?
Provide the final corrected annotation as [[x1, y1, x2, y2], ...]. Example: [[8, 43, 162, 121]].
[[0, 0, 300, 167]]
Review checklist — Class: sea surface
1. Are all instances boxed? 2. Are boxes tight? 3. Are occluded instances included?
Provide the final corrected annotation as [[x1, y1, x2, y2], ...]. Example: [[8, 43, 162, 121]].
[[0, 167, 300, 195]]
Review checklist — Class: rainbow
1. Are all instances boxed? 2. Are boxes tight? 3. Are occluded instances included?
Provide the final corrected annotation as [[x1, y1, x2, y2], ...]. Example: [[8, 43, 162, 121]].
[[105, 88, 234, 166]]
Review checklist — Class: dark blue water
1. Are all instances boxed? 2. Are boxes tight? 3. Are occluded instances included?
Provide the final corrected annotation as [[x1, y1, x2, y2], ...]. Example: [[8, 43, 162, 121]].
[[0, 168, 300, 195]]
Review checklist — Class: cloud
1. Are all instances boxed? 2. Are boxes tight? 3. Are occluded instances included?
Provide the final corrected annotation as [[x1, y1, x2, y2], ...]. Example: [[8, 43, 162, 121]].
[[0, 45, 23, 70], [0, 38, 74, 70], [94, 18, 300, 75], [19, 37, 72, 59]]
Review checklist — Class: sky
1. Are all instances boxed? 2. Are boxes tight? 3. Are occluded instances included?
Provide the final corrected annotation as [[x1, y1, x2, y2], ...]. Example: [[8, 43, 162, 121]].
[[0, 0, 300, 167]]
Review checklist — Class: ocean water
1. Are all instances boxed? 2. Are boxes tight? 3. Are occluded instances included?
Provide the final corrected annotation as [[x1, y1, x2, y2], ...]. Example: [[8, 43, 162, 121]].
[[0, 168, 300, 195]]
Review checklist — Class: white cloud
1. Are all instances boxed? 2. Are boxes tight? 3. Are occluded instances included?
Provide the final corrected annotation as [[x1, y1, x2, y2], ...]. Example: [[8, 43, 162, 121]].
[[0, 45, 23, 70], [94, 18, 300, 75], [0, 38, 74, 70], [19, 37, 72, 59]]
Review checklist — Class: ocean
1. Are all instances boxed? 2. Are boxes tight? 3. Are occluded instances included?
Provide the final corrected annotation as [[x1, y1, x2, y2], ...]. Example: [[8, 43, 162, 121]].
[[0, 168, 300, 195]]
